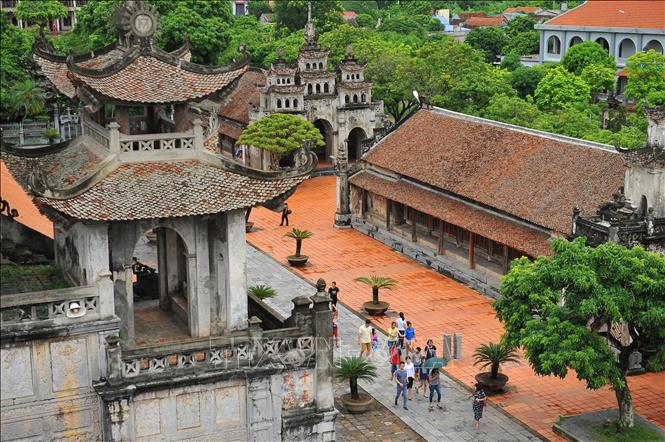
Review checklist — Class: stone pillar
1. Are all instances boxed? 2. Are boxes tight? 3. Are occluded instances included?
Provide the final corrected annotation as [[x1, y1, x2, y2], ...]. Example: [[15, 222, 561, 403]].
[[192, 118, 203, 150], [114, 105, 130, 134], [191, 217, 211, 337], [108, 122, 120, 154], [105, 398, 132, 441], [97, 270, 115, 319], [165, 229, 179, 295], [311, 279, 334, 412], [174, 103, 190, 132], [157, 228, 170, 310], [224, 210, 248, 330], [288, 296, 313, 333], [105, 335, 122, 385], [334, 141, 352, 228]]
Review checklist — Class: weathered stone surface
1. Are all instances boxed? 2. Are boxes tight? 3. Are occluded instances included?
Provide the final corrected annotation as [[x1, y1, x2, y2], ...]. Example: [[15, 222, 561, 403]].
[[50, 338, 90, 392], [0, 346, 33, 399], [134, 398, 162, 437]]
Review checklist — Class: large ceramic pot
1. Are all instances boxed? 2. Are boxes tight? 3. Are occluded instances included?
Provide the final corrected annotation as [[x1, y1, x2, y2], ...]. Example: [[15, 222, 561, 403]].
[[475, 372, 509, 394], [363, 301, 390, 316], [341, 392, 373, 414], [287, 255, 309, 267]]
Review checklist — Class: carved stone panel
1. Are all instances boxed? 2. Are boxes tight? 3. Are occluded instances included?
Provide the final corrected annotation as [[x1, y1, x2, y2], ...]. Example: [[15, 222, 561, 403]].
[[281, 369, 314, 410], [0, 347, 33, 399], [214, 384, 245, 426], [176, 392, 201, 430], [50, 338, 90, 392], [134, 399, 162, 438]]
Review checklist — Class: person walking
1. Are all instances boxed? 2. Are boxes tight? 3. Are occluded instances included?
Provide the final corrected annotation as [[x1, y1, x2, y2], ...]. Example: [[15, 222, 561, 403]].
[[328, 281, 340, 306], [389, 343, 401, 380], [357, 319, 373, 357], [371, 328, 379, 353], [470, 383, 487, 431], [280, 203, 291, 226], [387, 321, 399, 350], [428, 368, 443, 411], [394, 361, 408, 410], [396, 312, 407, 349], [331, 305, 339, 348], [404, 321, 416, 354], [415, 355, 429, 398], [404, 356, 415, 400], [425, 339, 437, 360]]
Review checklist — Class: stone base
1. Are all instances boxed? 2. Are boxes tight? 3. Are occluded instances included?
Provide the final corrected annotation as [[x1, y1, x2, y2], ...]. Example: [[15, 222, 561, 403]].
[[334, 213, 352, 229], [553, 409, 665, 442]]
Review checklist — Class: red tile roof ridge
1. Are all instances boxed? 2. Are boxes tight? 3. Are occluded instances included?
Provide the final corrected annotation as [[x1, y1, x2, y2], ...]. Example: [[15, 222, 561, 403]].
[[542, 0, 665, 30]]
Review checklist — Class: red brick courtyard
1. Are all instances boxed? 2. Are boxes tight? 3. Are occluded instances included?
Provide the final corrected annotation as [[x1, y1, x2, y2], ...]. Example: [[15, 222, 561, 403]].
[[247, 176, 665, 441]]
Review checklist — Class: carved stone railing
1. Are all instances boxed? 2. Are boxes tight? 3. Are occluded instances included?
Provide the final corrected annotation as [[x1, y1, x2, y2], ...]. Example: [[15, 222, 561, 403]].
[[82, 115, 110, 148], [0, 272, 115, 331], [119, 131, 196, 152]]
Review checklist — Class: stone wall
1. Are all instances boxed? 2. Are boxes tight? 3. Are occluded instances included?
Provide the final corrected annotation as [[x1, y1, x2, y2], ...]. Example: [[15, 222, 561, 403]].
[[54, 221, 109, 286], [0, 215, 54, 261]]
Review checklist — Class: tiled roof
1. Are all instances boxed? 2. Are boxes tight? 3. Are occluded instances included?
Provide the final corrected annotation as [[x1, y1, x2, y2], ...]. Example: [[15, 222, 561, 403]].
[[464, 16, 507, 28], [350, 171, 553, 257], [70, 54, 249, 103], [545, 1, 665, 29], [363, 109, 625, 235], [34, 53, 76, 98], [218, 69, 265, 125], [21, 161, 308, 221], [504, 6, 540, 14]]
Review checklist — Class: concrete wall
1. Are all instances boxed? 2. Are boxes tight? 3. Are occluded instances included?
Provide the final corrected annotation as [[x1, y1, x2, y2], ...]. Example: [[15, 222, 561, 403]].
[[0, 215, 54, 261], [54, 221, 109, 286], [624, 165, 665, 218], [0, 328, 116, 441]]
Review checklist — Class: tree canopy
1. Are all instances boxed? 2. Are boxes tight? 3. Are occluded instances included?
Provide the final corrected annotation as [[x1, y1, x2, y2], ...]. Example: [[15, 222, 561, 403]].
[[495, 238, 665, 430], [274, 0, 343, 34], [562, 41, 616, 75], [15, 0, 67, 29], [0, 14, 35, 120], [625, 50, 665, 106], [535, 65, 590, 110], [465, 27, 508, 63]]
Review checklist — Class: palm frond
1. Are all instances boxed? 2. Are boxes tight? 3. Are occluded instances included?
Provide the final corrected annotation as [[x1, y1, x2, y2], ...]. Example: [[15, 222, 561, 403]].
[[249, 284, 277, 299], [285, 228, 313, 240], [334, 357, 378, 383], [473, 342, 520, 367], [354, 275, 397, 290]]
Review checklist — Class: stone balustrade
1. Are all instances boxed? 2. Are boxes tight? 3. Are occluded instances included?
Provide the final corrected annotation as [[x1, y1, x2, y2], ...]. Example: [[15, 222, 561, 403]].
[[82, 115, 110, 148], [0, 272, 115, 331]]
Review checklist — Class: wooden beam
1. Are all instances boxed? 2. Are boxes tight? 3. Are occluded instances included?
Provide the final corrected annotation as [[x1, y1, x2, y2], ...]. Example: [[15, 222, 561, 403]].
[[502, 244, 510, 274], [386, 199, 391, 231], [468, 232, 475, 269], [438, 221, 445, 255], [410, 208, 417, 242]]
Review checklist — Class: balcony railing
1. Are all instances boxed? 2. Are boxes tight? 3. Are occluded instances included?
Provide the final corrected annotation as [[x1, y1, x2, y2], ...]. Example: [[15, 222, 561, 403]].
[[83, 115, 110, 148], [119, 131, 196, 152]]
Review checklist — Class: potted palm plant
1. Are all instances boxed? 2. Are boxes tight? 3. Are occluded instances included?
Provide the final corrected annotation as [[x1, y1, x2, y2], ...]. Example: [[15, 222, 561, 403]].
[[285, 228, 312, 266], [354, 275, 396, 315], [473, 342, 519, 393], [43, 128, 59, 144], [335, 356, 377, 413]]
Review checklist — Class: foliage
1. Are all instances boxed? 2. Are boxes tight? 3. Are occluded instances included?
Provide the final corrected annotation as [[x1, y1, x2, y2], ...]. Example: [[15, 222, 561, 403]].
[[503, 30, 539, 56], [508, 65, 545, 98], [354, 275, 397, 290], [583, 126, 646, 150], [334, 357, 377, 400], [237, 113, 324, 165], [505, 15, 536, 39], [593, 422, 665, 442], [562, 41, 615, 75], [218, 16, 277, 67], [248, 284, 277, 299], [625, 50, 665, 105], [52, 0, 119, 53], [247, 0, 272, 19], [465, 27, 508, 63], [473, 342, 519, 379], [285, 228, 312, 257], [535, 66, 590, 110], [15, 0, 67, 28], [483, 94, 542, 127], [0, 262, 70, 293], [274, 0, 343, 34], [7, 79, 46, 121], [158, 0, 233, 64], [535, 106, 599, 139], [43, 127, 60, 143], [500, 53, 521, 71], [581, 63, 616, 96], [0, 14, 35, 121], [495, 238, 665, 430]]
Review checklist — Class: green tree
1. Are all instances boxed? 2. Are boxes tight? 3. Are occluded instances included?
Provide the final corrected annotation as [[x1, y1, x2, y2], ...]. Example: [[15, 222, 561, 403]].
[[535, 66, 590, 110], [625, 50, 665, 105], [508, 65, 545, 98], [7, 79, 46, 122], [237, 113, 324, 166], [483, 93, 542, 127], [0, 14, 35, 121], [495, 238, 665, 431], [500, 53, 521, 71], [274, 0, 343, 34], [247, 0, 272, 19], [503, 30, 539, 56], [218, 16, 277, 67], [562, 40, 615, 75], [15, 0, 67, 30], [465, 27, 508, 63], [535, 106, 599, 138], [505, 15, 536, 39], [54, 0, 120, 53], [581, 63, 616, 96]]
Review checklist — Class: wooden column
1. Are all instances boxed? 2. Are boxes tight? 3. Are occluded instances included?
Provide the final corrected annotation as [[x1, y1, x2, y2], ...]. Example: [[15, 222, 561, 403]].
[[427, 215, 434, 235], [386, 199, 391, 231], [115, 105, 130, 134], [437, 221, 445, 255], [468, 232, 476, 269], [360, 190, 367, 218], [410, 208, 417, 242], [502, 244, 510, 274]]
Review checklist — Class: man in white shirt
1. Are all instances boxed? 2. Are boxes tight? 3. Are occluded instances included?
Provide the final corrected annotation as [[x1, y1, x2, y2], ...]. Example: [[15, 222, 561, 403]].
[[396, 312, 407, 349], [358, 319, 373, 357]]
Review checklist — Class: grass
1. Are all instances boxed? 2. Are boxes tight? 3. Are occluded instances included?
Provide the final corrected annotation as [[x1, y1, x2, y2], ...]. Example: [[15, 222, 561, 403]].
[[593, 422, 665, 442], [0, 262, 71, 294]]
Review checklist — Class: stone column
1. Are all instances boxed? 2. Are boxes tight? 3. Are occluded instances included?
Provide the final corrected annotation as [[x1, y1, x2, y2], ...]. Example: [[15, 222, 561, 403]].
[[108, 122, 120, 154], [192, 118, 203, 150], [224, 210, 248, 330], [165, 229, 179, 295], [174, 103, 190, 132], [157, 228, 170, 310], [334, 140, 351, 228], [114, 105, 130, 134], [311, 279, 334, 412]]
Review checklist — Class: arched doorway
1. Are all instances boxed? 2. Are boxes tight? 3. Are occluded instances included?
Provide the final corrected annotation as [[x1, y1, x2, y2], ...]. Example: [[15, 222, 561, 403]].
[[547, 36, 561, 55], [619, 38, 636, 59], [595, 37, 610, 52], [569, 36, 583, 48], [347, 127, 367, 162], [132, 227, 190, 344], [643, 40, 664, 54], [313, 119, 333, 163]]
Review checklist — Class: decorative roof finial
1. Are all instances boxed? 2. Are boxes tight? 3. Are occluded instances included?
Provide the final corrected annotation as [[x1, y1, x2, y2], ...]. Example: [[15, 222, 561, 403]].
[[307, 1, 312, 23], [303, 1, 318, 47]]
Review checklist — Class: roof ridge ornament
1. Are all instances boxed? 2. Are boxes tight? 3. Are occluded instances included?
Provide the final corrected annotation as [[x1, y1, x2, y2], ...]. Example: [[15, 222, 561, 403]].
[[112, 0, 159, 50], [303, 1, 319, 49]]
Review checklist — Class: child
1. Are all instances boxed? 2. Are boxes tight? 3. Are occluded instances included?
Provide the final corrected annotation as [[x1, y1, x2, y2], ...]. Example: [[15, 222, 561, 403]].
[[331, 306, 339, 348], [371, 328, 379, 352]]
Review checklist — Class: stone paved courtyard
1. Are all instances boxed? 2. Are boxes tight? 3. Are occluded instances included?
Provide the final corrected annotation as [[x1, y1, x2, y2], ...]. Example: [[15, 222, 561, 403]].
[[247, 176, 665, 441], [247, 246, 541, 441]]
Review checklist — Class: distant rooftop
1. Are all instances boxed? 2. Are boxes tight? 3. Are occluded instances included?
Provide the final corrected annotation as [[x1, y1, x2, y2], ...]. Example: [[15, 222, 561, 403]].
[[544, 0, 665, 29]]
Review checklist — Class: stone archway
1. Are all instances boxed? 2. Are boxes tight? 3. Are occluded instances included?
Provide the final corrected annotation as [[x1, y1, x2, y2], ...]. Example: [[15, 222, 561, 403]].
[[313, 119, 334, 163], [347, 127, 367, 161]]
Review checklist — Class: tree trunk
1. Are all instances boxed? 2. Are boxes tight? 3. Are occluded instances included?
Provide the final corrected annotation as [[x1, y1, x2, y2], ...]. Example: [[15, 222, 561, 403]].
[[372, 287, 379, 304], [350, 376, 359, 400], [295, 239, 302, 257], [614, 376, 634, 430], [491, 361, 499, 379]]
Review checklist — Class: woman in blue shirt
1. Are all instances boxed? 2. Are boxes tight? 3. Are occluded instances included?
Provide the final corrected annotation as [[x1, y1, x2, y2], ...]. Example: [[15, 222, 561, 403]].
[[404, 321, 415, 354]]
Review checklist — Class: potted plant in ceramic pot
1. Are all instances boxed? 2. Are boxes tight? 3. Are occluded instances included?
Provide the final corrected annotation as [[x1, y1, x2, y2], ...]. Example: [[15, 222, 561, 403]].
[[354, 275, 396, 315], [285, 228, 312, 266], [43, 128, 59, 144], [473, 342, 519, 393], [335, 356, 377, 413]]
